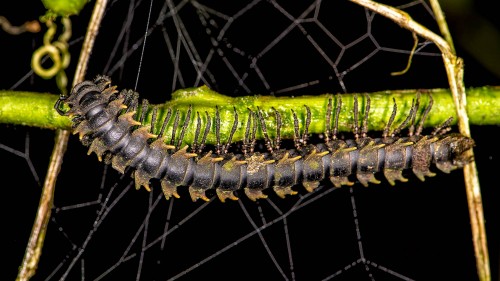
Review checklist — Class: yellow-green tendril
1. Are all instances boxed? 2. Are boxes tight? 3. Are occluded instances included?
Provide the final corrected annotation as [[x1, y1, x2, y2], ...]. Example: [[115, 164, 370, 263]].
[[31, 17, 71, 95]]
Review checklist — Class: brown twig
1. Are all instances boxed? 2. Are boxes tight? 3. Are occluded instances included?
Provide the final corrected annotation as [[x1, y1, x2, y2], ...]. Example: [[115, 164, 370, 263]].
[[16, 0, 109, 280], [349, 1, 490, 280]]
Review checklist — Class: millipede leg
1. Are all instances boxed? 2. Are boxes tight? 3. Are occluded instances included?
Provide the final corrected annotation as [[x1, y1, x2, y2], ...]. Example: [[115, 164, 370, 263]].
[[223, 107, 238, 154], [291, 109, 300, 149], [432, 117, 453, 136], [170, 109, 180, 146], [272, 107, 282, 150], [383, 98, 397, 139], [243, 108, 253, 156], [302, 105, 311, 146], [416, 94, 433, 136], [158, 108, 172, 138], [250, 111, 257, 153], [93, 75, 112, 87], [408, 92, 421, 137], [391, 98, 415, 137], [257, 107, 273, 153], [325, 98, 332, 143], [54, 95, 68, 115], [139, 99, 149, 125], [176, 105, 192, 149], [150, 106, 158, 134], [130, 100, 140, 125], [121, 89, 139, 113], [215, 106, 222, 155], [333, 94, 341, 140], [361, 95, 370, 138], [198, 111, 211, 154], [353, 94, 359, 140], [192, 111, 201, 152]]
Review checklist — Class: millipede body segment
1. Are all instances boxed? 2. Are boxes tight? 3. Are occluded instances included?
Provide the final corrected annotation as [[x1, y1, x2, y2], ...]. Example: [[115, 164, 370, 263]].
[[55, 76, 475, 202]]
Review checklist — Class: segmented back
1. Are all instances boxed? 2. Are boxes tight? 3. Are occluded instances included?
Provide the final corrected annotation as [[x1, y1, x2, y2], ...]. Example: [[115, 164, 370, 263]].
[[55, 76, 475, 202]]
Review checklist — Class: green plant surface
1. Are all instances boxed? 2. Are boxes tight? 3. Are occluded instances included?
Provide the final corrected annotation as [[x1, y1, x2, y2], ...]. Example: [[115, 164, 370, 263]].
[[1, 86, 499, 146]]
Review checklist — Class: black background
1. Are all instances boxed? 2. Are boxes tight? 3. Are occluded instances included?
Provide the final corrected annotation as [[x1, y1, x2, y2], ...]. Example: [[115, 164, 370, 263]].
[[1, 1, 498, 280]]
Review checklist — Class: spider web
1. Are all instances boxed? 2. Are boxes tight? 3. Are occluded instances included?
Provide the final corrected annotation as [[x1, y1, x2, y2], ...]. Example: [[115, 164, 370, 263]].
[[2, 0, 498, 280]]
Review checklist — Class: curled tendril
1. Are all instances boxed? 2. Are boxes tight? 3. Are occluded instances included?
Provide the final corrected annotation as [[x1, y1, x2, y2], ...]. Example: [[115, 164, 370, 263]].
[[31, 17, 71, 95]]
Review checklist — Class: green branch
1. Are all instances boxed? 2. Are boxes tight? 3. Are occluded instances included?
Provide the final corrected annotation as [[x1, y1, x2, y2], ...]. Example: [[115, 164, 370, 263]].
[[1, 86, 499, 145], [0, 91, 71, 129]]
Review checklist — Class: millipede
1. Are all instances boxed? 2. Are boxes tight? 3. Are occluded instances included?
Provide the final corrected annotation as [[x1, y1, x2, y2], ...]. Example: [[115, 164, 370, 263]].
[[54, 75, 475, 202]]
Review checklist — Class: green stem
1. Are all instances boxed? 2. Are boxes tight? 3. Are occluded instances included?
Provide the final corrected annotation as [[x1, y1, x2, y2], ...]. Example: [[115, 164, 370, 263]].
[[1, 86, 499, 145], [0, 91, 71, 129]]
